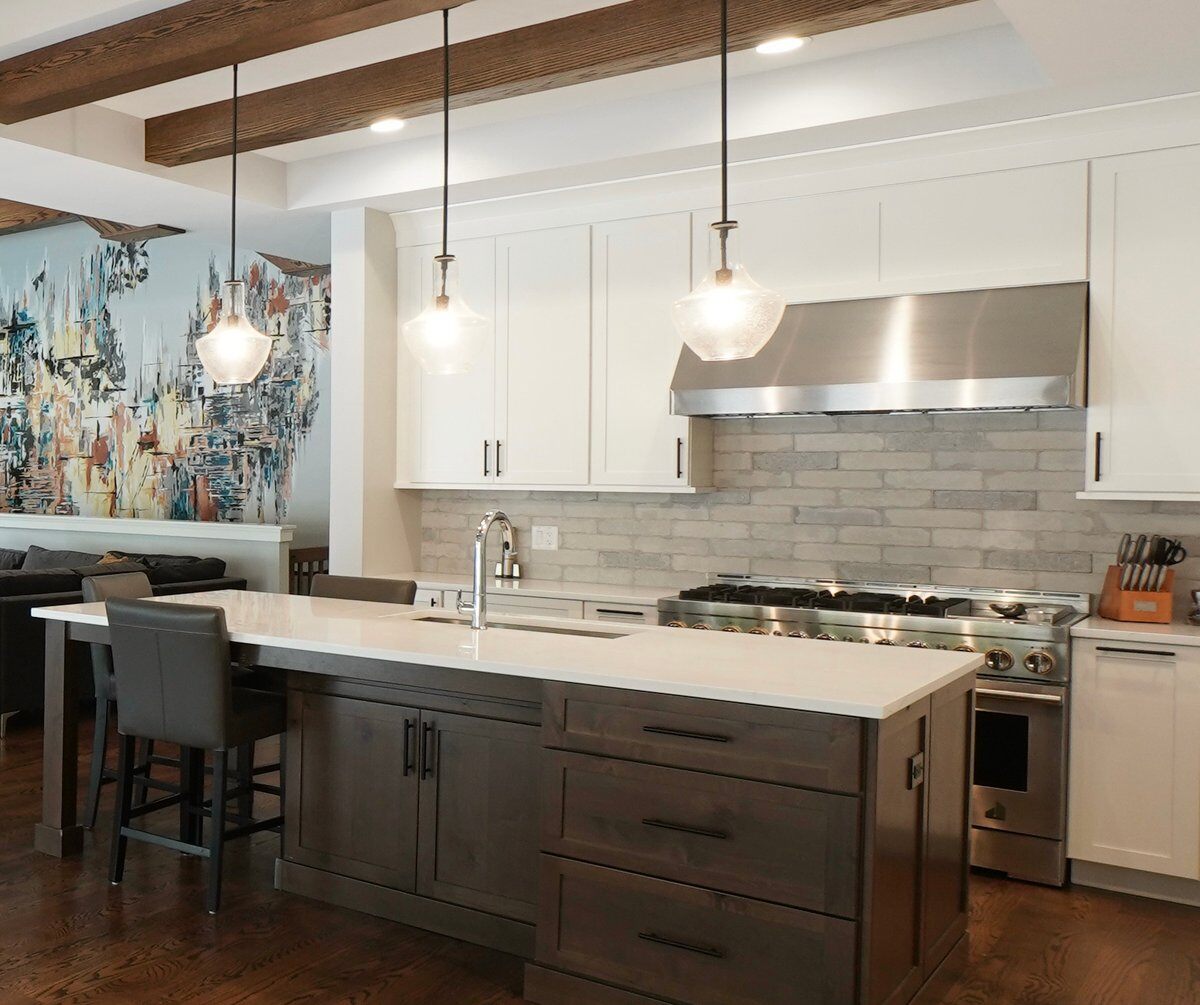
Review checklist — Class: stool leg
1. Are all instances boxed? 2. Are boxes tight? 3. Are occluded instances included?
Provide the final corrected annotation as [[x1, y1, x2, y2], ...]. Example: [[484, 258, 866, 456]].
[[207, 749, 227, 914], [84, 698, 111, 830], [109, 734, 136, 886], [237, 741, 254, 818], [134, 738, 154, 806], [179, 746, 196, 845]]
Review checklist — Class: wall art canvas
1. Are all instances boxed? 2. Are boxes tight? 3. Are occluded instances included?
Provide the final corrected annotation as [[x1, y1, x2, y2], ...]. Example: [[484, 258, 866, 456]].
[[0, 233, 330, 523]]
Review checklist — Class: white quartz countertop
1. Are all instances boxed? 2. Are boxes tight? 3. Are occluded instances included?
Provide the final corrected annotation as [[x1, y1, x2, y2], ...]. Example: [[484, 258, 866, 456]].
[[1072, 616, 1200, 648], [34, 590, 980, 719], [382, 571, 673, 607]]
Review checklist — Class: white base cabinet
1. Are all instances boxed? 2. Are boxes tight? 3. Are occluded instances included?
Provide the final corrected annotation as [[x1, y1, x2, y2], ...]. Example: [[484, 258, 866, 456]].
[[1084, 145, 1200, 500], [1068, 639, 1200, 880]]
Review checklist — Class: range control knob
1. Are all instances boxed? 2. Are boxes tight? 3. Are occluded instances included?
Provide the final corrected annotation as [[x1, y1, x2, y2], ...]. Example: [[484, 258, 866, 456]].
[[908, 641, 929, 649], [772, 630, 784, 637], [787, 631, 809, 639], [815, 633, 836, 641], [841, 636, 857, 644], [690, 623, 712, 630], [748, 627, 769, 636], [875, 639, 897, 646], [721, 625, 742, 633], [1024, 650, 1056, 676], [666, 621, 686, 628], [934, 644, 949, 651], [954, 644, 977, 653], [985, 648, 1015, 672]]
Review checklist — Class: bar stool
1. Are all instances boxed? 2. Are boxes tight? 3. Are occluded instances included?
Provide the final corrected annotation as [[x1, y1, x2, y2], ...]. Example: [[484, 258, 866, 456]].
[[106, 598, 285, 914], [310, 573, 417, 604]]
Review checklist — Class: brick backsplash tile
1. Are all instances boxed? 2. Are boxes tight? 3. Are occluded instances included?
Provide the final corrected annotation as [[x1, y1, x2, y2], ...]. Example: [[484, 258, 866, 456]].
[[419, 417, 1200, 600]]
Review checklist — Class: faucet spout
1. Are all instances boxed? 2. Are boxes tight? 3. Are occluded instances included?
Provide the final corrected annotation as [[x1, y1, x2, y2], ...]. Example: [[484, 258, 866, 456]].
[[457, 510, 516, 630]]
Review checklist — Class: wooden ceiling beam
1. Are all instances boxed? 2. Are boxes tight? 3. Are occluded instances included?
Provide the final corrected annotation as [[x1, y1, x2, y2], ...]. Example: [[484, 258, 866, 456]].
[[0, 0, 467, 124], [0, 200, 76, 237], [144, 0, 973, 167]]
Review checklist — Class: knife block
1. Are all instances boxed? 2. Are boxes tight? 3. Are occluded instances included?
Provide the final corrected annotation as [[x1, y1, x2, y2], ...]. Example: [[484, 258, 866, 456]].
[[1098, 565, 1175, 623]]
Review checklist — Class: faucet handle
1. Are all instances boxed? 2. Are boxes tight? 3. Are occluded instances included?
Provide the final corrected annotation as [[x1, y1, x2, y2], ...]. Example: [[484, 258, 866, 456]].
[[455, 590, 475, 616]]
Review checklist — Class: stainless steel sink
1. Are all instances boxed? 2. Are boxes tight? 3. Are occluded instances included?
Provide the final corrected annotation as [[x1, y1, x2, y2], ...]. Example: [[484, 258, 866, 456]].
[[412, 614, 625, 639]]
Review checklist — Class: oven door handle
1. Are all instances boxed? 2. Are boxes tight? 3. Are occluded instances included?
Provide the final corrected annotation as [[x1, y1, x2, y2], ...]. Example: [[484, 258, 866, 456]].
[[978, 688, 1063, 705]]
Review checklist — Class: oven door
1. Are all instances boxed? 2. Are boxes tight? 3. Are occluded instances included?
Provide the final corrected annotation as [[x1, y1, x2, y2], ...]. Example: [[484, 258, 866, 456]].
[[972, 678, 1067, 841]]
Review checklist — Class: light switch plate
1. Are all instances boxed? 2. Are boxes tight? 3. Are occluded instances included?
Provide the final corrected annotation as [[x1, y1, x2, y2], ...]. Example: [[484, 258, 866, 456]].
[[532, 525, 559, 551]]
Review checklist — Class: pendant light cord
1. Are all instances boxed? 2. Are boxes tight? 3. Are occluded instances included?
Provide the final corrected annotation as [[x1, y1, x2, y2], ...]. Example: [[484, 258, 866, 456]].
[[441, 7, 450, 262], [230, 63, 239, 284], [720, 0, 729, 226]]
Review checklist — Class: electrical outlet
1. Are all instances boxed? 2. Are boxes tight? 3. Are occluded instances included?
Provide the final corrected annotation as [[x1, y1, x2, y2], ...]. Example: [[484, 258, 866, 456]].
[[532, 525, 559, 551]]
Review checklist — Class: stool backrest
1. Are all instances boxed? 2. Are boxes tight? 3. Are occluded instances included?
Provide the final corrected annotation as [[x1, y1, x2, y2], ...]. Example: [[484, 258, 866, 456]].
[[309, 574, 417, 605], [106, 598, 232, 749], [83, 572, 153, 696]]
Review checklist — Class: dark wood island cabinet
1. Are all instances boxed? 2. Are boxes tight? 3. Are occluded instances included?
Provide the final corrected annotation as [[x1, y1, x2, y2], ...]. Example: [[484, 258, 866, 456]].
[[278, 669, 973, 1005]]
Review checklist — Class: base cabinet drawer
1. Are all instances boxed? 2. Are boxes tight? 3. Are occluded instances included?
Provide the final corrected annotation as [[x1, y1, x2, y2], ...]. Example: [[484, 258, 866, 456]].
[[544, 682, 863, 792], [542, 751, 860, 917], [537, 857, 857, 1005]]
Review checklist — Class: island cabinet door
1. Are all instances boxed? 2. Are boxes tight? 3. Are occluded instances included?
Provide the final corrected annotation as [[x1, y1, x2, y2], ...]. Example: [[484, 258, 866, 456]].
[[416, 711, 541, 922], [284, 691, 420, 891]]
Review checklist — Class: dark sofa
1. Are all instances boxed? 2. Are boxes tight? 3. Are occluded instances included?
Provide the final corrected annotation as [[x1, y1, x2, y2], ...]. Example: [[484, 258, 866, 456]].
[[0, 545, 246, 724]]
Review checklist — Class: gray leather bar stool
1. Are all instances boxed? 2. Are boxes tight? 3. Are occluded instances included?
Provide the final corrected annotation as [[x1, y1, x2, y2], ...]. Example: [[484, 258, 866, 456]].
[[107, 598, 285, 914], [309, 573, 417, 604], [82, 572, 153, 830]]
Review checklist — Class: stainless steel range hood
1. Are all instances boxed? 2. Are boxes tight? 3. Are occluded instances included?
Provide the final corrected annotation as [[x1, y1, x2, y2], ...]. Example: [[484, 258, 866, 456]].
[[670, 282, 1088, 416]]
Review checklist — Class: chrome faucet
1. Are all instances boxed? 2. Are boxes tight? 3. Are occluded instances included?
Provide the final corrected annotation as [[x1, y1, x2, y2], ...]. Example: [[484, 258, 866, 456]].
[[457, 510, 518, 630]]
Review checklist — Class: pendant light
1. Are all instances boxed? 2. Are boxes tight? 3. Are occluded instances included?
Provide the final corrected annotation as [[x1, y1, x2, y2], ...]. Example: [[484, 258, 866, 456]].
[[672, 0, 785, 362], [196, 64, 272, 386], [402, 7, 488, 376]]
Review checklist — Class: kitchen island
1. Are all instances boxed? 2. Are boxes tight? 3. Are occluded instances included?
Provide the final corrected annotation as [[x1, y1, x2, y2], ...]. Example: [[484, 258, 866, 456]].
[[34, 591, 979, 1005]]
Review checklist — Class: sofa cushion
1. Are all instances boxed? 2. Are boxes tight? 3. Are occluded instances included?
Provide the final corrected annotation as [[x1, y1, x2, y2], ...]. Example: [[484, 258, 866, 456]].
[[0, 548, 25, 571], [24, 545, 103, 571], [104, 551, 227, 585], [74, 560, 149, 580], [0, 567, 82, 597]]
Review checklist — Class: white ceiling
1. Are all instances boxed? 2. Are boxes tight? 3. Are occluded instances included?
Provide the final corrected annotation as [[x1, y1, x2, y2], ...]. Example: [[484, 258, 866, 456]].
[[2, 0, 1200, 260]]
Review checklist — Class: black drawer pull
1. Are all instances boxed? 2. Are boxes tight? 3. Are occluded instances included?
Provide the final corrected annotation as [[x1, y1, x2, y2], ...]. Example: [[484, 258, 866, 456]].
[[403, 718, 416, 776], [420, 721, 435, 778], [643, 725, 731, 744], [1096, 646, 1176, 659], [642, 818, 729, 840], [638, 932, 725, 959], [595, 608, 645, 618]]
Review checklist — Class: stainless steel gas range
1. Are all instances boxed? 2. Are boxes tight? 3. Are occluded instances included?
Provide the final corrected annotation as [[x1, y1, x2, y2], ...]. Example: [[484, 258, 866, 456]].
[[657, 575, 1091, 887]]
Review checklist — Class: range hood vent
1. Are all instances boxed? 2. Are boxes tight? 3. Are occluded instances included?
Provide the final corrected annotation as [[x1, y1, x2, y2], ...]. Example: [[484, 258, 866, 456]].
[[670, 282, 1088, 416]]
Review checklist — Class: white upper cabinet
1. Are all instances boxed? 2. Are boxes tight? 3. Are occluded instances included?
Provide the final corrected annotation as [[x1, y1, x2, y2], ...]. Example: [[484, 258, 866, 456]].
[[495, 226, 592, 486], [1069, 640, 1200, 880], [694, 163, 1087, 305], [397, 237, 497, 486], [878, 163, 1088, 292], [1085, 145, 1200, 499], [592, 214, 710, 488]]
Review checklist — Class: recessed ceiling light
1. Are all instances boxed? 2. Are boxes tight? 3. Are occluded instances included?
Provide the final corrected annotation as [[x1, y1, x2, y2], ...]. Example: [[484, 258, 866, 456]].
[[370, 117, 406, 134], [755, 36, 809, 55]]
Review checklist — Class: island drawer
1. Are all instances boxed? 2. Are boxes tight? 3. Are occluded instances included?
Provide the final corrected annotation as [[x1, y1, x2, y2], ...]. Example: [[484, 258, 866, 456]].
[[536, 857, 856, 1005], [542, 751, 860, 918], [543, 683, 863, 793]]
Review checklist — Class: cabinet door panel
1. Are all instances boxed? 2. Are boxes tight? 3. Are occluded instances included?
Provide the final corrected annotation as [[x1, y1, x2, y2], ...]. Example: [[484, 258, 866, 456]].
[[285, 691, 419, 890], [592, 214, 691, 486], [417, 711, 541, 921], [495, 227, 591, 485], [879, 163, 1086, 291], [1087, 148, 1200, 495], [398, 238, 496, 485], [1068, 643, 1200, 878]]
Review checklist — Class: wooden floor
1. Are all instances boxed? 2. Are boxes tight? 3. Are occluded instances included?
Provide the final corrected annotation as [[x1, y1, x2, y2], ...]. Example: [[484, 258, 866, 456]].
[[2, 716, 1199, 1005]]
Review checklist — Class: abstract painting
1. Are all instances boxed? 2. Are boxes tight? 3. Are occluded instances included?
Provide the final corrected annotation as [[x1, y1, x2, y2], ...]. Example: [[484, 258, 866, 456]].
[[0, 240, 330, 522]]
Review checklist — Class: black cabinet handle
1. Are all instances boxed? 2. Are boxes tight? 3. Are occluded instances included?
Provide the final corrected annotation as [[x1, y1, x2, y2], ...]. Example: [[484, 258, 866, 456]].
[[595, 608, 645, 618], [643, 725, 730, 743], [496, 441, 503, 477], [637, 932, 725, 959], [483, 440, 490, 478], [420, 721, 435, 778], [676, 437, 684, 479], [1094, 431, 1102, 482], [403, 719, 416, 776], [1096, 645, 1176, 659], [642, 818, 728, 840]]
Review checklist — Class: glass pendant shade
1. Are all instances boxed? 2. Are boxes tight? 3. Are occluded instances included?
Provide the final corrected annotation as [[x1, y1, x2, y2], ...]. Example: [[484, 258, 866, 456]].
[[403, 255, 488, 376], [195, 280, 272, 385], [672, 223, 785, 361]]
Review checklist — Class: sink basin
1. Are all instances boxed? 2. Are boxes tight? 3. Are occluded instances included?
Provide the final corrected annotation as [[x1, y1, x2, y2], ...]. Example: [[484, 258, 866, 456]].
[[413, 614, 625, 639]]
